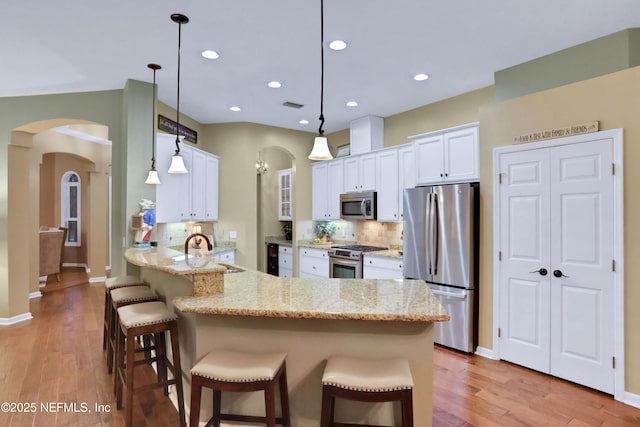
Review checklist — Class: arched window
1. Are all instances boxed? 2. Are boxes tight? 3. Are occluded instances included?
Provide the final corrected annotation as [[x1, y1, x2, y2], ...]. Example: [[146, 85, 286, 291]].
[[61, 171, 81, 247]]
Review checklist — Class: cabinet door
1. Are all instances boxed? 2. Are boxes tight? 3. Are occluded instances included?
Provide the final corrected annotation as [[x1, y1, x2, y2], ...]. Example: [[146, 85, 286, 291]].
[[343, 156, 360, 192], [398, 144, 416, 221], [376, 149, 399, 221], [205, 155, 219, 221], [414, 134, 444, 185], [326, 159, 344, 219], [190, 148, 207, 220], [312, 163, 328, 220], [363, 256, 403, 279], [155, 135, 190, 222], [278, 169, 293, 220], [445, 126, 479, 182], [359, 153, 376, 191]]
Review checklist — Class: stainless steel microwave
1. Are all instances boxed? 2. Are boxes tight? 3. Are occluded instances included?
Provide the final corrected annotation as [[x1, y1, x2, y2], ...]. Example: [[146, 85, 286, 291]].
[[340, 191, 377, 220]]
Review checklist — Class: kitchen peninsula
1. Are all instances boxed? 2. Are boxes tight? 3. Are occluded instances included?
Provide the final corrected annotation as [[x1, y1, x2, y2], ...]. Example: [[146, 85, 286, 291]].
[[124, 246, 449, 426]]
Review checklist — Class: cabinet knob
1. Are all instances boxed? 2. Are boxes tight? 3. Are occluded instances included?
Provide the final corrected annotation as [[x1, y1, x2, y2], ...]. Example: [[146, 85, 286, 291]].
[[313, 266, 316, 270], [369, 260, 372, 264]]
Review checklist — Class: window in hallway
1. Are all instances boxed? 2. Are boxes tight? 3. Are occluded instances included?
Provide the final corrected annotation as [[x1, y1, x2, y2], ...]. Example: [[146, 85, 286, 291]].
[[61, 171, 81, 246]]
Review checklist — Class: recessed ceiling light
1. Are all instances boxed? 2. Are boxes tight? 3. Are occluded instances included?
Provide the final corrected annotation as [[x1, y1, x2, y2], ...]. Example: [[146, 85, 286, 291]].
[[329, 40, 347, 50], [346, 101, 358, 107], [201, 50, 219, 60], [229, 106, 241, 112], [268, 81, 282, 88], [299, 119, 309, 125], [414, 73, 429, 81]]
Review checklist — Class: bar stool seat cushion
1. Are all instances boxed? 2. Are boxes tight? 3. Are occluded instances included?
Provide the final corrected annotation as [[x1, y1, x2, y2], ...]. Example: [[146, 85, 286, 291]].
[[105, 275, 145, 290], [110, 286, 156, 305], [118, 301, 177, 329], [322, 356, 414, 392], [191, 350, 287, 383]]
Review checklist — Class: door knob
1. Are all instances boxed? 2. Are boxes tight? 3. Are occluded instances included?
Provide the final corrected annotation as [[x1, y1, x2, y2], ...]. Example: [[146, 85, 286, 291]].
[[553, 269, 569, 278], [529, 268, 548, 276]]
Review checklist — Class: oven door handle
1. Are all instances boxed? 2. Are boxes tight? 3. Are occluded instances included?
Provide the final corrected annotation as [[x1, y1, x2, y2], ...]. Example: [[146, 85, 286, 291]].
[[430, 289, 468, 300]]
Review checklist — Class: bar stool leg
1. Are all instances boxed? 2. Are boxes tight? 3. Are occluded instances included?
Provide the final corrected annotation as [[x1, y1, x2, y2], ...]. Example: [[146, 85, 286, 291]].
[[279, 366, 291, 427], [169, 324, 186, 427], [402, 389, 413, 427], [189, 376, 203, 427], [212, 390, 222, 427], [265, 384, 276, 427], [124, 327, 136, 427], [320, 388, 333, 427]]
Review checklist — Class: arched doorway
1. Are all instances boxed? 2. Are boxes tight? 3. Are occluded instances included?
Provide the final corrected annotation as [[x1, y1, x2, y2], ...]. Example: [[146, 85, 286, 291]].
[[8, 119, 111, 317], [256, 146, 296, 272]]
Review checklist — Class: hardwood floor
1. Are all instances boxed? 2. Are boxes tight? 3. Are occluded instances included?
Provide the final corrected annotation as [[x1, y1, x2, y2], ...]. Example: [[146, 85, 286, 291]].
[[1, 269, 639, 426]]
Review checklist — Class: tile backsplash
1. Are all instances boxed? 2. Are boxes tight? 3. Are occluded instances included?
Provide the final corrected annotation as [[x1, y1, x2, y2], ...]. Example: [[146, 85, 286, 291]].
[[301, 220, 403, 249]]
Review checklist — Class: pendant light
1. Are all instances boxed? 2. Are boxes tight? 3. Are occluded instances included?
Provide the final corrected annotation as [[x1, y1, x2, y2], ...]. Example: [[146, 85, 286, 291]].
[[168, 13, 189, 174], [308, 0, 334, 161], [145, 64, 162, 185]]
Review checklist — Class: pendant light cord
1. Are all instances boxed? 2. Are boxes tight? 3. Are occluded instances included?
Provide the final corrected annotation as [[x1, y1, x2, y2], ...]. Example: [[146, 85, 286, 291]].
[[318, 0, 325, 137], [175, 19, 182, 155], [150, 65, 159, 170]]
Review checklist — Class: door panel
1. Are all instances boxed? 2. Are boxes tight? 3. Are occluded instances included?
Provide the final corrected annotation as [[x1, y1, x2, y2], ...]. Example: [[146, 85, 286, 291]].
[[499, 149, 550, 373], [549, 140, 614, 394]]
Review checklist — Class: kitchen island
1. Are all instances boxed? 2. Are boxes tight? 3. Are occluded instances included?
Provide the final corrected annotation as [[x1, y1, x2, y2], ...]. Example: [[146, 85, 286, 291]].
[[124, 246, 449, 426]]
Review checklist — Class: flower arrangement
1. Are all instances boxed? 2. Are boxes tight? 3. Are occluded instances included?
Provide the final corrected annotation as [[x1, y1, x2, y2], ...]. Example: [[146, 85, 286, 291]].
[[281, 222, 292, 240], [314, 221, 338, 241]]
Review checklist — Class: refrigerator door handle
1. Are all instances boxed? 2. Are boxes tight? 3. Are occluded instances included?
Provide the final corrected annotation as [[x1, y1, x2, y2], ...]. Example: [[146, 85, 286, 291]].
[[432, 192, 439, 276], [425, 193, 433, 275]]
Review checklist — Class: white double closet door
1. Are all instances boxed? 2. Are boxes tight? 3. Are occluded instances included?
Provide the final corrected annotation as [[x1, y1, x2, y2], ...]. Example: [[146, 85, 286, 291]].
[[497, 137, 615, 394]]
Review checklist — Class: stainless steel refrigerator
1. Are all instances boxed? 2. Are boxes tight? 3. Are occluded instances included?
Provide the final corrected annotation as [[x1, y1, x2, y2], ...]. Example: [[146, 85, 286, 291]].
[[403, 182, 479, 353]]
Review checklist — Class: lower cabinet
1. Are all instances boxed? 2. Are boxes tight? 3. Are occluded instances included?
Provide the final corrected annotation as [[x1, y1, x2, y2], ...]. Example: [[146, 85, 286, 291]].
[[299, 247, 329, 278], [278, 245, 293, 277], [363, 255, 403, 279], [210, 249, 235, 264]]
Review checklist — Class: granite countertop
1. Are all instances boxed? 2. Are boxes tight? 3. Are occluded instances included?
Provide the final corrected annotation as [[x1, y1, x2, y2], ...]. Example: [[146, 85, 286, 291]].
[[173, 269, 449, 323], [125, 246, 229, 276], [264, 236, 293, 246], [365, 249, 403, 259]]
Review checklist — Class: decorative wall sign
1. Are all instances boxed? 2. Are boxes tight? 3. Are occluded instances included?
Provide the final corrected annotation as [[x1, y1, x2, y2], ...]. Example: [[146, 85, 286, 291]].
[[158, 114, 198, 144], [513, 121, 599, 144]]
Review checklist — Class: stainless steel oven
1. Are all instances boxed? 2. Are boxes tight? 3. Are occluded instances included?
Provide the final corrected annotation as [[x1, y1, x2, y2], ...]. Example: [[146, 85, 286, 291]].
[[328, 245, 387, 279]]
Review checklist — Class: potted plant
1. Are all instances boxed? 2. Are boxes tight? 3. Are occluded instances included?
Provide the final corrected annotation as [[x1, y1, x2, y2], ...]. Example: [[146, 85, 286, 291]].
[[281, 222, 292, 241], [314, 222, 337, 242]]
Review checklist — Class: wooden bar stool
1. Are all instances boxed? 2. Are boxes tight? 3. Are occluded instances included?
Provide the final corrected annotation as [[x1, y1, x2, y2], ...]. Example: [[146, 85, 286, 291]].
[[102, 275, 146, 351], [320, 356, 414, 427], [189, 350, 290, 427], [106, 286, 158, 375], [115, 301, 186, 427]]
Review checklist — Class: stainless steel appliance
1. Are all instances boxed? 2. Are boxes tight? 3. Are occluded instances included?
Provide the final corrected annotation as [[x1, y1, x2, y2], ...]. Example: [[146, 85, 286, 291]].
[[340, 191, 377, 220], [403, 182, 479, 353], [328, 244, 387, 278], [266, 243, 279, 275]]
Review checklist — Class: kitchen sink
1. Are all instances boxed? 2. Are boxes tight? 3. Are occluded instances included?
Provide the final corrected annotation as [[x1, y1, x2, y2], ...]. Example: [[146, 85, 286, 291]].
[[217, 262, 244, 274]]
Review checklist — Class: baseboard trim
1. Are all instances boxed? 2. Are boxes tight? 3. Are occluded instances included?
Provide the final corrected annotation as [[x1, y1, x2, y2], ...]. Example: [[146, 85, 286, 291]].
[[89, 276, 107, 284], [475, 346, 498, 360], [623, 390, 640, 409], [29, 291, 42, 299], [0, 312, 33, 325]]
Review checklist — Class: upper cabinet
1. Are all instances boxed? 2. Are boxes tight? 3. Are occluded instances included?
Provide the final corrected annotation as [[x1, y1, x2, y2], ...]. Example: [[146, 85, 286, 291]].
[[411, 123, 479, 185], [375, 144, 415, 222], [343, 153, 376, 193], [278, 168, 292, 221], [350, 116, 384, 155], [155, 133, 219, 223], [312, 159, 344, 220]]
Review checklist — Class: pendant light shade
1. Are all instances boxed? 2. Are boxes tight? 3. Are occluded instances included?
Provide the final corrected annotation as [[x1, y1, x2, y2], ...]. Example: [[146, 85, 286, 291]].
[[308, 0, 334, 161], [145, 170, 161, 184], [145, 63, 162, 184], [168, 13, 189, 174], [308, 136, 332, 160]]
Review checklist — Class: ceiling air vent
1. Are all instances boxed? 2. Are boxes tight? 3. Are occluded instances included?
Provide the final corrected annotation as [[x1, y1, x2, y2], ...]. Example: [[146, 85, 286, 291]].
[[282, 101, 304, 109]]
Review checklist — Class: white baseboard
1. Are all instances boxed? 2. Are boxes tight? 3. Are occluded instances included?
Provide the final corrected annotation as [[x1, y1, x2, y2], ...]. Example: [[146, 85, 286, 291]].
[[29, 291, 42, 299], [623, 390, 640, 409], [475, 346, 498, 360], [0, 312, 33, 325], [89, 276, 107, 284]]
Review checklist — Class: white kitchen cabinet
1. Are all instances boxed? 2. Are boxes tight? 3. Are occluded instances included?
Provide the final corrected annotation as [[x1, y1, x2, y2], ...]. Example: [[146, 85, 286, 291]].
[[397, 144, 416, 220], [299, 247, 329, 278], [375, 148, 400, 221], [343, 153, 376, 193], [278, 168, 292, 220], [411, 123, 479, 185], [312, 159, 343, 220], [363, 255, 403, 279], [155, 133, 219, 223], [211, 249, 235, 264], [278, 245, 292, 277], [350, 115, 384, 155]]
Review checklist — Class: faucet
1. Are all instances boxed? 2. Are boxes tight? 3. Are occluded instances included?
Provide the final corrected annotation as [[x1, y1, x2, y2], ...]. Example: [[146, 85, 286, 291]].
[[185, 233, 213, 253]]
